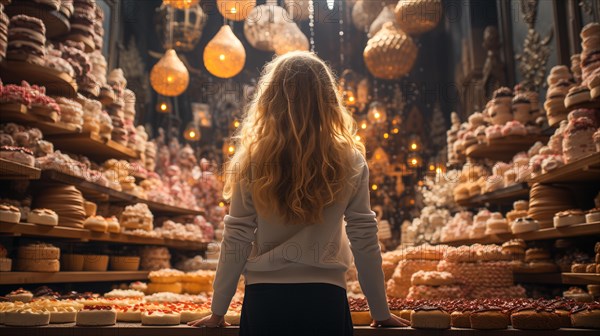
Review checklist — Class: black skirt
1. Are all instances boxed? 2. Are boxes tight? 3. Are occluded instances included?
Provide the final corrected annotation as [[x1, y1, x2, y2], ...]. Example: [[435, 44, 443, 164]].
[[239, 283, 354, 336]]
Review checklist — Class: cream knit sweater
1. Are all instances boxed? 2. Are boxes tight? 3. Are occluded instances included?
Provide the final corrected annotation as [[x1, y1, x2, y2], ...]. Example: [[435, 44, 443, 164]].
[[211, 152, 390, 321]]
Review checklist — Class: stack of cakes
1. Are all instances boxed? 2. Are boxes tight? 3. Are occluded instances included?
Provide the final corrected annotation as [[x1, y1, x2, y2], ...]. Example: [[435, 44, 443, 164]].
[[34, 185, 86, 228]]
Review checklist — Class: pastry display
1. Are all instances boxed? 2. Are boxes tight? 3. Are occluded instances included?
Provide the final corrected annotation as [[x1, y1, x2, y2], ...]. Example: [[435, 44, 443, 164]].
[[0, 203, 21, 223], [6, 288, 33, 302], [83, 215, 108, 232], [3, 304, 51, 326], [6, 15, 46, 65], [410, 306, 451, 329], [76, 306, 116, 326], [554, 210, 586, 228], [34, 185, 86, 228], [120, 203, 153, 232], [28, 208, 59, 226]]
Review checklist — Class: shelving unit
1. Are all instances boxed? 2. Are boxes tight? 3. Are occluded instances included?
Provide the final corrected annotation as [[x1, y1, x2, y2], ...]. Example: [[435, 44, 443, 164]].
[[0, 222, 210, 251], [0, 103, 80, 135], [529, 153, 600, 184], [514, 273, 600, 285], [46, 132, 139, 162], [0, 159, 40, 180], [3, 2, 70, 38], [457, 183, 529, 207], [0, 61, 78, 98], [0, 271, 149, 285], [39, 169, 205, 217], [1, 325, 598, 336], [466, 135, 549, 162], [442, 222, 600, 246]]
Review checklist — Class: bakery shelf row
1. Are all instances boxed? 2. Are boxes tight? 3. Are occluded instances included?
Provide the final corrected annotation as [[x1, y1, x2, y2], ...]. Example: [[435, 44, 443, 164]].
[[442, 221, 600, 246], [514, 273, 600, 286], [466, 135, 550, 162], [0, 325, 597, 336], [0, 222, 210, 251], [1, 103, 139, 161], [0, 159, 41, 180], [0, 271, 149, 285], [457, 183, 529, 207], [529, 152, 600, 184], [0, 61, 77, 98], [38, 169, 205, 217]]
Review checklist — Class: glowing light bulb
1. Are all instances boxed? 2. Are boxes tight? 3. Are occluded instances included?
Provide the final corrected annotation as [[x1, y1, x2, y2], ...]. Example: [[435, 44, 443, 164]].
[[233, 120, 240, 128], [219, 201, 225, 207], [392, 128, 399, 134], [371, 184, 378, 191], [230, 7, 237, 14], [374, 112, 381, 119], [411, 143, 417, 150], [375, 154, 381, 160], [429, 164, 435, 171], [348, 96, 355, 103], [360, 122, 367, 130], [411, 159, 417, 165], [327, 0, 334, 10], [355, 135, 361, 141], [167, 76, 174, 83], [436, 167, 443, 174], [383, 133, 389, 139], [188, 130, 196, 138], [160, 103, 167, 111], [228, 146, 235, 153], [219, 54, 225, 61]]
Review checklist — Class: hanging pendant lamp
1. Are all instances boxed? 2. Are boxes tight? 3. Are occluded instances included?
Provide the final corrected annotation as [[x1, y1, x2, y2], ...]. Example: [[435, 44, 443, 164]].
[[217, 0, 256, 21], [273, 22, 309, 56], [244, 0, 287, 51], [150, 49, 190, 96], [163, 0, 199, 10], [204, 25, 246, 79]]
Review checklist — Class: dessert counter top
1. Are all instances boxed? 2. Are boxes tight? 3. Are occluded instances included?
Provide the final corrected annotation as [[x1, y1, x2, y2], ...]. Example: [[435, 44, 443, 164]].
[[0, 325, 598, 336]]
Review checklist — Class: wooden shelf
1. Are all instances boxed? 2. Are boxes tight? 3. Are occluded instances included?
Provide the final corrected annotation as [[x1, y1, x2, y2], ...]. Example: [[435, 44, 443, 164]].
[[466, 135, 549, 162], [0, 325, 598, 336], [0, 158, 40, 180], [442, 222, 600, 246], [529, 153, 600, 184], [514, 273, 564, 285], [515, 272, 600, 285], [40, 169, 205, 217], [0, 103, 80, 135], [45, 132, 139, 162], [0, 271, 149, 285], [4, 2, 70, 38], [561, 273, 600, 285], [457, 183, 529, 207], [0, 222, 209, 251], [0, 61, 77, 98]]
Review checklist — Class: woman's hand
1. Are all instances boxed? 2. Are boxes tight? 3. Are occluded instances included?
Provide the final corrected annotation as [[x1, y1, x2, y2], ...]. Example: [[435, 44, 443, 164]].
[[370, 313, 410, 328], [187, 314, 229, 328]]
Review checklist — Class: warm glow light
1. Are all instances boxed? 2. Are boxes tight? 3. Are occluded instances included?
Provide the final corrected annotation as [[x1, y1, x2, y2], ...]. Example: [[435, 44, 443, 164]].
[[371, 184, 378, 191], [167, 76, 174, 83], [150, 49, 189, 97], [184, 123, 201, 141], [375, 154, 381, 160], [219, 201, 225, 207], [204, 25, 246, 79], [217, 0, 255, 21], [374, 112, 381, 119], [228, 146, 235, 153], [409, 199, 415, 205], [411, 159, 418, 165], [392, 128, 399, 134], [230, 7, 237, 13], [160, 103, 167, 111], [360, 122, 367, 129], [436, 167, 443, 174], [411, 143, 417, 150], [429, 164, 435, 171], [355, 135, 361, 141], [233, 120, 240, 128], [383, 133, 389, 139], [348, 96, 355, 103], [189, 131, 196, 138]]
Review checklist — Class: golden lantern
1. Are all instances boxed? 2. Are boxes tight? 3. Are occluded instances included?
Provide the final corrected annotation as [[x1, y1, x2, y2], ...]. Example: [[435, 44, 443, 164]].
[[284, 0, 310, 21], [156, 96, 172, 113], [394, 0, 442, 35], [150, 49, 189, 97], [273, 22, 309, 56], [363, 22, 418, 80], [352, 0, 379, 32], [368, 5, 396, 38], [367, 101, 387, 124], [203, 25, 246, 79], [155, 4, 207, 52], [183, 122, 201, 141], [217, 0, 256, 21], [244, 2, 287, 51], [163, 0, 199, 10]]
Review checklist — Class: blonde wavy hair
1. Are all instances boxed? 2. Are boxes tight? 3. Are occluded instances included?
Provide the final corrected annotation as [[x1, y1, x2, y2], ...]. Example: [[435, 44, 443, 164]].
[[223, 51, 365, 224]]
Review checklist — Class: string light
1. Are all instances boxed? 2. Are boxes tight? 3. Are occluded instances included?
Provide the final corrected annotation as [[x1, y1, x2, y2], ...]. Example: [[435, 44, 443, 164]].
[[392, 128, 399, 134], [308, 0, 315, 52], [371, 184, 378, 191], [383, 133, 389, 139], [411, 143, 418, 150]]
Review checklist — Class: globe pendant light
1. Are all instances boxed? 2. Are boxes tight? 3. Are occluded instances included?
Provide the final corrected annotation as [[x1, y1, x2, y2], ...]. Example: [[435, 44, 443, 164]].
[[363, 22, 418, 79], [394, 0, 442, 35], [204, 25, 246, 79], [150, 49, 189, 96], [273, 22, 309, 56], [244, 1, 287, 51], [217, 0, 256, 21], [163, 0, 199, 10]]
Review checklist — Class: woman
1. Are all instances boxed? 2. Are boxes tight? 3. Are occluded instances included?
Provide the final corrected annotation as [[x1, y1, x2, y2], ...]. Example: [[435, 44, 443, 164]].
[[189, 51, 409, 335]]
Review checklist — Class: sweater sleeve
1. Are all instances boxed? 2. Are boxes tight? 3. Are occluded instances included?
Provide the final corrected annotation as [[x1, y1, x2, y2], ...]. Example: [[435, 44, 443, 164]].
[[211, 181, 257, 316], [344, 158, 391, 321]]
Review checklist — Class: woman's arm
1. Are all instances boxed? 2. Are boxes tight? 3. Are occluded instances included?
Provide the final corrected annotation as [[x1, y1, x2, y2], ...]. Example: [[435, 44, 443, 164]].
[[211, 181, 257, 316], [344, 160, 391, 321]]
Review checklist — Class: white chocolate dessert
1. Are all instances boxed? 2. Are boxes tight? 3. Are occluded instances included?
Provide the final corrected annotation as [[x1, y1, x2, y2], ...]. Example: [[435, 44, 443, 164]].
[[3, 304, 51, 326], [141, 310, 181, 325]]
